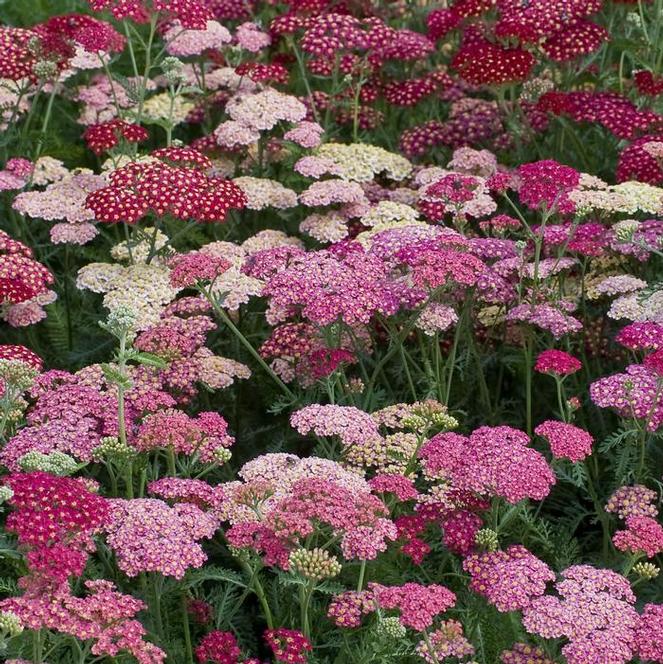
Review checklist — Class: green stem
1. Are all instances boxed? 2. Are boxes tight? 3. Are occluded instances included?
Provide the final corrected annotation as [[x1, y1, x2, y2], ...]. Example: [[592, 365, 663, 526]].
[[524, 334, 534, 436], [33, 629, 44, 663], [203, 289, 296, 401], [356, 560, 367, 592], [443, 308, 465, 406], [299, 582, 313, 639], [240, 561, 274, 628], [555, 378, 568, 423], [167, 446, 177, 476], [181, 591, 193, 664], [151, 575, 165, 641], [33, 82, 58, 161]]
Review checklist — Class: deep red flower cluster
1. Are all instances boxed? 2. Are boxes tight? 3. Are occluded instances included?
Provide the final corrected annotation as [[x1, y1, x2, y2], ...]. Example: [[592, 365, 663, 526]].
[[83, 119, 149, 154], [35, 13, 126, 58], [88, 0, 212, 29], [85, 149, 246, 223], [0, 230, 54, 304], [0, 27, 38, 80], [537, 91, 663, 141], [0, 344, 43, 370], [452, 33, 535, 85], [4, 472, 110, 581], [264, 628, 312, 663], [195, 629, 241, 663], [616, 135, 663, 184], [634, 70, 663, 96]]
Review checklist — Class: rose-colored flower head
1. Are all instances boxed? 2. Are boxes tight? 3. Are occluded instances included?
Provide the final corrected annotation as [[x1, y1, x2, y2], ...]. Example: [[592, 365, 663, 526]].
[[264, 628, 312, 663], [88, 0, 212, 28], [371, 582, 456, 631], [464, 545, 555, 612], [195, 630, 241, 663], [169, 252, 231, 288], [1, 231, 54, 305], [534, 349, 582, 376], [535, 420, 594, 462], [83, 119, 148, 154], [85, 149, 246, 224], [613, 515, 663, 558], [0, 344, 43, 370]]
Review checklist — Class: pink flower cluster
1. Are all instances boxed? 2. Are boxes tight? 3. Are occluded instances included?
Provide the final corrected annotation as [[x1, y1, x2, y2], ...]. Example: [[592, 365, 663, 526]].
[[590, 364, 663, 431], [419, 426, 555, 503], [264, 628, 312, 663], [464, 545, 555, 612], [1, 578, 166, 663], [534, 420, 594, 462], [522, 565, 640, 664], [613, 516, 663, 558], [105, 498, 219, 578], [534, 349, 582, 376], [135, 409, 233, 462], [371, 582, 456, 631], [263, 248, 400, 326]]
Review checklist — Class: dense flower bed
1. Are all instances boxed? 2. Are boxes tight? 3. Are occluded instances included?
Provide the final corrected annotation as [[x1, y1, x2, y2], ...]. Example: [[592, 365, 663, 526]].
[[0, 0, 662, 662]]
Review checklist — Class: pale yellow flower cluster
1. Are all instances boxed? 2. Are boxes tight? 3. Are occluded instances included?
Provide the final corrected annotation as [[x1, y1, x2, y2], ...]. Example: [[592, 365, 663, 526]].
[[315, 143, 412, 182]]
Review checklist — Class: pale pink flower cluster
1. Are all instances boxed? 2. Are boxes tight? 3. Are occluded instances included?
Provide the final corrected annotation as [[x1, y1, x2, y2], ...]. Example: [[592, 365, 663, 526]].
[[284, 121, 324, 148], [299, 211, 348, 243], [416, 302, 459, 336], [2, 290, 57, 327], [164, 20, 231, 56], [214, 88, 306, 147], [235, 22, 271, 52], [233, 176, 298, 210]]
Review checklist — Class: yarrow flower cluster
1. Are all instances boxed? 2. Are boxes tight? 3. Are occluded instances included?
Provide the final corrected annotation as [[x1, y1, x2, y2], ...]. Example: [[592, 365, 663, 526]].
[[4, 472, 110, 582], [85, 148, 246, 223], [464, 545, 555, 612], [522, 565, 640, 664], [105, 498, 218, 579], [534, 420, 594, 462], [419, 426, 556, 503]]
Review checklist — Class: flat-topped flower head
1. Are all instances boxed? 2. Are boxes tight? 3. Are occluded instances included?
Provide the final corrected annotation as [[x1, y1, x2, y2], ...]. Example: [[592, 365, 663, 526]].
[[86, 151, 246, 224]]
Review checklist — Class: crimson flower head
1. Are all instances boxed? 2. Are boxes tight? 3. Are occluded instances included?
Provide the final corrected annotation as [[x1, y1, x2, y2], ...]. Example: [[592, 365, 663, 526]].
[[35, 14, 126, 58], [195, 630, 241, 664], [83, 119, 149, 154], [427, 8, 461, 41], [0, 230, 54, 304], [516, 159, 580, 214], [634, 70, 663, 96], [85, 149, 246, 224], [427, 174, 481, 205], [644, 349, 663, 376], [0, 27, 39, 80], [88, 0, 212, 29], [4, 471, 110, 581], [265, 628, 312, 663], [235, 61, 290, 85], [452, 32, 535, 85], [534, 349, 582, 376], [151, 146, 213, 169], [0, 344, 43, 370]]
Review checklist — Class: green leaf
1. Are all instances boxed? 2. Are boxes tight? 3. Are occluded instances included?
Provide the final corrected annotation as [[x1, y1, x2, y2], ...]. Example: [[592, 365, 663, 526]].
[[133, 352, 168, 369]]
